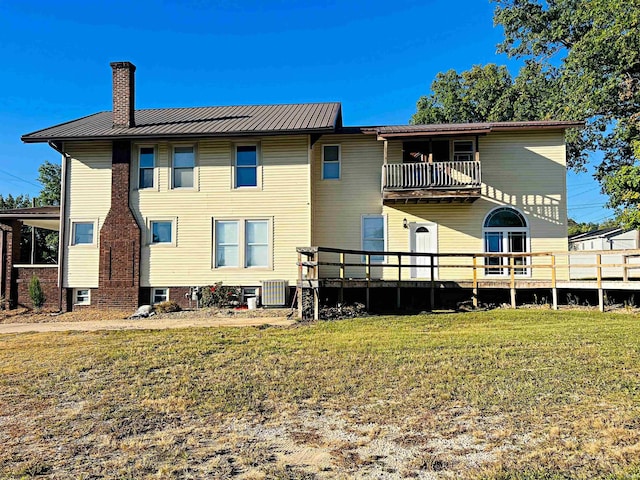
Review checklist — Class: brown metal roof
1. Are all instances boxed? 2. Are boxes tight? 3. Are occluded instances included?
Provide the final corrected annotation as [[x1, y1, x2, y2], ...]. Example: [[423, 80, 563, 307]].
[[370, 120, 584, 138], [0, 206, 60, 217], [22, 103, 343, 142]]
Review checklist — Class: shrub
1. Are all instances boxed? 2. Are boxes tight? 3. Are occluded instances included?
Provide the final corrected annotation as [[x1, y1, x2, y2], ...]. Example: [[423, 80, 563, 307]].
[[200, 282, 241, 308], [28, 275, 46, 310], [154, 300, 181, 313]]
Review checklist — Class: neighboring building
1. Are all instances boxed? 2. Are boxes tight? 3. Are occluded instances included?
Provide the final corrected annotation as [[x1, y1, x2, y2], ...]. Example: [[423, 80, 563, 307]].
[[569, 227, 639, 251], [568, 227, 640, 280], [14, 62, 581, 311]]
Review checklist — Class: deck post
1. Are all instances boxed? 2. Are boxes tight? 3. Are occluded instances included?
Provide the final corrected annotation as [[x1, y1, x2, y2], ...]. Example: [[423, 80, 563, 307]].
[[339, 252, 345, 303], [429, 254, 435, 311], [551, 254, 558, 310], [623, 254, 629, 282], [396, 254, 402, 309], [597, 253, 604, 312], [365, 254, 371, 311], [297, 251, 303, 319], [472, 255, 478, 308], [312, 249, 319, 321], [509, 256, 516, 308]]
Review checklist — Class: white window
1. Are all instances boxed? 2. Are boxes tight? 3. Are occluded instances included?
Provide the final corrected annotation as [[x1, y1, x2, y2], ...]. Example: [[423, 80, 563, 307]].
[[214, 219, 271, 269], [322, 145, 341, 180], [453, 140, 474, 162], [138, 146, 155, 189], [173, 145, 195, 188], [74, 289, 90, 305], [71, 221, 95, 245], [152, 288, 169, 303], [215, 221, 239, 267], [235, 145, 258, 188], [483, 207, 529, 276], [150, 220, 173, 244], [362, 215, 386, 263]]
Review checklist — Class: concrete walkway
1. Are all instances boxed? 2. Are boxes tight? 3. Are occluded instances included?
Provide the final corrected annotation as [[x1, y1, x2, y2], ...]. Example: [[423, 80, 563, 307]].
[[0, 316, 295, 334]]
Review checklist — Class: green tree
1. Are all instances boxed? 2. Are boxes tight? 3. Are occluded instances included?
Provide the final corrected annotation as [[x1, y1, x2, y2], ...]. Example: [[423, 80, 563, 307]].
[[411, 62, 567, 153], [37, 161, 61, 206], [493, 0, 640, 225], [28, 275, 45, 310], [36, 160, 61, 262]]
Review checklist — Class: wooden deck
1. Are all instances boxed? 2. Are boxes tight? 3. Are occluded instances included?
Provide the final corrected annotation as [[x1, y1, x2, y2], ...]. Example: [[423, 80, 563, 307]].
[[296, 246, 640, 319], [381, 161, 481, 204]]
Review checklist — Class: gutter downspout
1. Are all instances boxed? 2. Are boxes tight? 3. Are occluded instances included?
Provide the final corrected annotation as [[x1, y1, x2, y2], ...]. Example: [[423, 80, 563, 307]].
[[48, 141, 69, 312]]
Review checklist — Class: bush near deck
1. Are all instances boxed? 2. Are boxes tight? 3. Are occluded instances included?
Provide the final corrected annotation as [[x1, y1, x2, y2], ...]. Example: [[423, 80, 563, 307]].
[[0, 310, 639, 479]]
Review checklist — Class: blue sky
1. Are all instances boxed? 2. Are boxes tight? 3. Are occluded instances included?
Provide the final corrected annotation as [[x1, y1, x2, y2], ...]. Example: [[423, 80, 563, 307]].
[[0, 0, 612, 223]]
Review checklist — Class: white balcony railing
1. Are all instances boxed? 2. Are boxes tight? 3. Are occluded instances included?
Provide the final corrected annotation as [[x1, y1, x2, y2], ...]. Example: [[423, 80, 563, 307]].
[[382, 161, 481, 190]]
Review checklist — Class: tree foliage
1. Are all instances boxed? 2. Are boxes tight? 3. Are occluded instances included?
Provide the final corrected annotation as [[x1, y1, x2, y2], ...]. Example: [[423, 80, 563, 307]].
[[411, 62, 560, 126], [37, 161, 61, 206], [493, 0, 640, 226], [567, 217, 619, 236], [412, 1, 640, 227]]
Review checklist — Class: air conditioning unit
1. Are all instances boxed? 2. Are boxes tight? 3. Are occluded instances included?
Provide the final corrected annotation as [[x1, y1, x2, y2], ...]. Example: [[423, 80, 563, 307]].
[[261, 280, 288, 307]]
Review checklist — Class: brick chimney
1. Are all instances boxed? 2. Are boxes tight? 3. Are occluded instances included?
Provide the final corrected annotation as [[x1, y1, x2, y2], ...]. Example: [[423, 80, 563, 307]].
[[110, 61, 136, 128]]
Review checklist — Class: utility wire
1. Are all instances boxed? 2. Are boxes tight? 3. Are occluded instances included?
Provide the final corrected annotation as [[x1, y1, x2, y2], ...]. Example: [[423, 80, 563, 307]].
[[0, 168, 40, 188]]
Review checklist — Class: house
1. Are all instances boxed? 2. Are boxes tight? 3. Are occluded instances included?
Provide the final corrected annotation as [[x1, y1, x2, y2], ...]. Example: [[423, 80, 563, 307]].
[[569, 227, 639, 251], [568, 227, 640, 280], [14, 61, 581, 311]]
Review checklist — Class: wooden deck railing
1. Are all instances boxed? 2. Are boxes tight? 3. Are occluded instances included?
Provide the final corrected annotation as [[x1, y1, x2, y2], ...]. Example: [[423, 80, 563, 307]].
[[296, 246, 640, 319], [382, 161, 481, 190]]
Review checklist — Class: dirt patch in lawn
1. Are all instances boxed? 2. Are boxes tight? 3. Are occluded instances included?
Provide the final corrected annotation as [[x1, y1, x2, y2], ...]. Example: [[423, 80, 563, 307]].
[[0, 307, 295, 332]]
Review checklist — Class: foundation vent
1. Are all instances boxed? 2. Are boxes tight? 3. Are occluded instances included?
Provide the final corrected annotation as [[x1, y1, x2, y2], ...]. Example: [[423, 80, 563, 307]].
[[261, 280, 288, 307]]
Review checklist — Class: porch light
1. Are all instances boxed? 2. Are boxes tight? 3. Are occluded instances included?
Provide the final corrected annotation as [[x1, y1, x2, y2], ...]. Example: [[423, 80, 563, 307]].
[[403, 218, 408, 229]]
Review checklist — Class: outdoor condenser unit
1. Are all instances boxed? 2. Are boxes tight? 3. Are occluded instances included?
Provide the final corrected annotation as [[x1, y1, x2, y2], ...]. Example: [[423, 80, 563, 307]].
[[261, 280, 288, 307]]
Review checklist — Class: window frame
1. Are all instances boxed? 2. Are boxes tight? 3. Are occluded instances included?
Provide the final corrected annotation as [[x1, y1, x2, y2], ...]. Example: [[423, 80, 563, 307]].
[[482, 206, 530, 277], [152, 288, 169, 304], [136, 145, 157, 190], [214, 219, 240, 268], [70, 220, 97, 246], [74, 288, 91, 306], [361, 214, 387, 264], [171, 144, 197, 190], [213, 217, 273, 270], [453, 139, 475, 162], [233, 143, 260, 189], [322, 144, 341, 180], [147, 218, 177, 246]]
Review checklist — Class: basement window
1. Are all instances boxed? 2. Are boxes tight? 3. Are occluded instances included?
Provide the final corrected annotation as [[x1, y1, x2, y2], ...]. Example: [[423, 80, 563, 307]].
[[74, 289, 90, 306], [152, 288, 169, 303]]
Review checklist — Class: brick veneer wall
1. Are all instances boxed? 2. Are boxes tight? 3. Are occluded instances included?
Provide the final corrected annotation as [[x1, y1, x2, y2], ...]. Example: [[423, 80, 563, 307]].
[[96, 140, 141, 310], [16, 266, 62, 310], [1, 221, 21, 309]]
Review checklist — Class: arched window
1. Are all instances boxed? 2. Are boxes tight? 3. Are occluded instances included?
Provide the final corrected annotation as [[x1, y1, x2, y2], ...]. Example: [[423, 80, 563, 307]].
[[483, 207, 529, 276]]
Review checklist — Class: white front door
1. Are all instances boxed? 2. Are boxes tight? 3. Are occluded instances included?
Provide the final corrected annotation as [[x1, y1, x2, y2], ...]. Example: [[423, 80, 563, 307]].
[[410, 223, 438, 279]]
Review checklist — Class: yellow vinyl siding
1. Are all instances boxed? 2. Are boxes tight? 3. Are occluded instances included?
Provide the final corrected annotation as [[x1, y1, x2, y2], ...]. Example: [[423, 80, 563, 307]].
[[135, 135, 310, 286], [63, 141, 112, 287], [312, 135, 384, 278], [313, 131, 568, 281]]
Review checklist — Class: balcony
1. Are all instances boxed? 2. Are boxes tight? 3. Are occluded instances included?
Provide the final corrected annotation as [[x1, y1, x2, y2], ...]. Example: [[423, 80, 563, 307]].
[[382, 161, 481, 204]]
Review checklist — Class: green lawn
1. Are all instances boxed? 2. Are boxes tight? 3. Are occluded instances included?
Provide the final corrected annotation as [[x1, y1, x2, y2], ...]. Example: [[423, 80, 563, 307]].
[[1, 310, 640, 479]]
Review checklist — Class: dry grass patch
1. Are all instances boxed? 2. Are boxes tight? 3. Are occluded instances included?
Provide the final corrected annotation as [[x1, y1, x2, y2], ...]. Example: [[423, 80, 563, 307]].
[[1, 310, 640, 478]]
